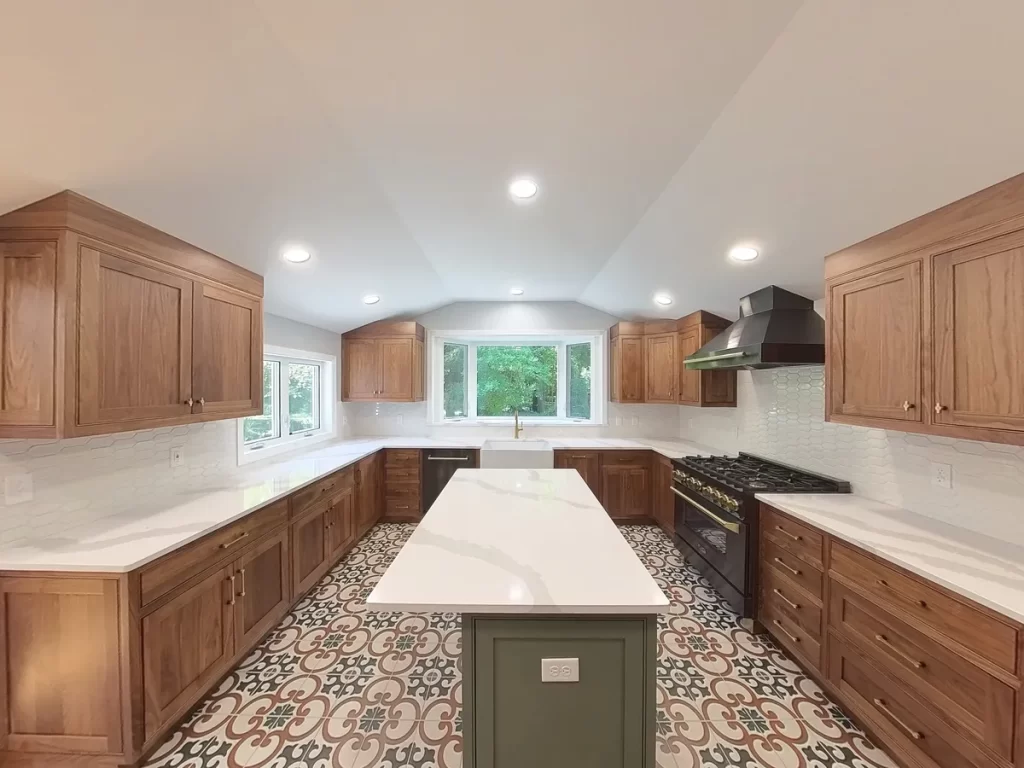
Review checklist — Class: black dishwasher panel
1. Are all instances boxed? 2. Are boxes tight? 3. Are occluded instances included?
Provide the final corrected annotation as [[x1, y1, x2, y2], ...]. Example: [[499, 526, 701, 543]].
[[422, 449, 479, 512]]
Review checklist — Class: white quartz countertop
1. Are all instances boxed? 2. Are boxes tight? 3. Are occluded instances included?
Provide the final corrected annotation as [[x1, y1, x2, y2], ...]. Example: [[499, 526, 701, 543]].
[[756, 493, 1024, 624], [0, 436, 714, 573], [367, 469, 670, 614]]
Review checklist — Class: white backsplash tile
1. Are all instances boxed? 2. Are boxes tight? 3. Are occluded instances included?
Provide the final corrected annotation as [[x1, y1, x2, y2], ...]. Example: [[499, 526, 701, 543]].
[[680, 367, 1024, 545]]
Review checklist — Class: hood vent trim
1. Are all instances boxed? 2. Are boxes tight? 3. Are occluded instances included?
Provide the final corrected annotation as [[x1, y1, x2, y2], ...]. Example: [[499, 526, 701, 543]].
[[684, 286, 825, 371]]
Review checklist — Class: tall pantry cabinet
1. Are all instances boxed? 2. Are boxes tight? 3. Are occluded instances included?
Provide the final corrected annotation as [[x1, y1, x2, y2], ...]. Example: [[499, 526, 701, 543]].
[[0, 191, 264, 439]]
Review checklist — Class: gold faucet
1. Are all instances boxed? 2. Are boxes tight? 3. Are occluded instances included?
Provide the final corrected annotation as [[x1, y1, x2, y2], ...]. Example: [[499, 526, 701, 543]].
[[513, 410, 524, 439]]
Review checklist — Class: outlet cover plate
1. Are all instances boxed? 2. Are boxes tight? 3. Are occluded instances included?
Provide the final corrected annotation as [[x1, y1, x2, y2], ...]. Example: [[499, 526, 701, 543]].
[[930, 461, 952, 490], [170, 447, 185, 468], [541, 657, 579, 683]]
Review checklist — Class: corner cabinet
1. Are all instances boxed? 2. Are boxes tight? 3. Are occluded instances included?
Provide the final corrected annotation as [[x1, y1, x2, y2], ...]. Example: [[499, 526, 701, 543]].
[[609, 322, 645, 403], [677, 311, 736, 407], [643, 322, 677, 404], [342, 320, 426, 402], [825, 171, 1024, 445], [0, 191, 263, 438]]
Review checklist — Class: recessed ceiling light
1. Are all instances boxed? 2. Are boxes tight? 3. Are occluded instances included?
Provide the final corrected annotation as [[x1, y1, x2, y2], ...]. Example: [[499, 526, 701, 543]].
[[363, 295, 380, 305], [729, 246, 759, 262], [509, 287, 524, 296], [282, 246, 311, 263], [509, 178, 538, 199], [653, 293, 673, 306]]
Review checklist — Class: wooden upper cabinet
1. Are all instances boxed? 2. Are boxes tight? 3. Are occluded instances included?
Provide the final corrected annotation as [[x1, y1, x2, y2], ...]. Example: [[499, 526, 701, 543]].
[[609, 323, 644, 403], [77, 243, 194, 427], [828, 261, 922, 424], [192, 283, 261, 417], [342, 320, 426, 402], [825, 171, 1024, 445], [676, 327, 701, 404], [932, 230, 1024, 435], [0, 191, 263, 439], [0, 240, 57, 431], [676, 311, 736, 407], [644, 331, 676, 403]]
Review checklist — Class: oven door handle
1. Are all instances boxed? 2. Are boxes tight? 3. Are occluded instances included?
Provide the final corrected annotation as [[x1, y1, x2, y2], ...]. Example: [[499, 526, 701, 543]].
[[670, 487, 741, 533]]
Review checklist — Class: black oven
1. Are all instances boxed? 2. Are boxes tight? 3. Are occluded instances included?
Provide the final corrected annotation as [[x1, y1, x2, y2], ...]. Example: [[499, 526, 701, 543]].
[[671, 484, 748, 613]]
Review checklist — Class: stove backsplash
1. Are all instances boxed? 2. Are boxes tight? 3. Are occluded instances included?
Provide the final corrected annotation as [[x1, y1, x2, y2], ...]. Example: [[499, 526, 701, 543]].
[[680, 366, 1024, 545]]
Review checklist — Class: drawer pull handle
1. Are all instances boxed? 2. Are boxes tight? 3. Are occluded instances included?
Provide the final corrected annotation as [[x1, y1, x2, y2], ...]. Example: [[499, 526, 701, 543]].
[[228, 574, 237, 606], [239, 567, 246, 597], [772, 619, 800, 643], [873, 698, 922, 740], [874, 634, 924, 669], [220, 532, 249, 550], [775, 526, 802, 542], [774, 557, 801, 576], [773, 589, 800, 610], [876, 579, 927, 608]]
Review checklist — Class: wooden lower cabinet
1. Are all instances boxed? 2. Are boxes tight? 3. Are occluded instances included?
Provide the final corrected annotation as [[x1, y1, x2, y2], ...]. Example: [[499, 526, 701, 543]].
[[759, 503, 1023, 768], [234, 527, 291, 650], [292, 501, 330, 596], [553, 449, 657, 522], [601, 462, 650, 520], [328, 485, 357, 558], [357, 451, 384, 532], [553, 450, 602, 498]]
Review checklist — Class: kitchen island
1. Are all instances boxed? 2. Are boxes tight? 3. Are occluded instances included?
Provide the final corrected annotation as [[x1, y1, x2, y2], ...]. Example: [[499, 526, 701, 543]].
[[367, 468, 669, 768]]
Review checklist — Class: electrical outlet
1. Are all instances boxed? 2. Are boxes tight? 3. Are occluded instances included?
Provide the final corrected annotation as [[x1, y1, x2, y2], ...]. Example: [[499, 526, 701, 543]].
[[541, 658, 579, 683], [4, 473, 33, 505], [170, 447, 185, 468], [930, 461, 952, 489]]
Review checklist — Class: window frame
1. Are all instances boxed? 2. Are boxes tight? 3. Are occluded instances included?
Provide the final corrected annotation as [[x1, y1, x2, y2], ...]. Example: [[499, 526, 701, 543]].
[[429, 330, 606, 426], [237, 344, 337, 465]]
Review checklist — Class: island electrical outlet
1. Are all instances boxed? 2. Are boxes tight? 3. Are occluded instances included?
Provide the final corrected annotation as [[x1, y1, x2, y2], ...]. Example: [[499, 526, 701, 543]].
[[541, 658, 579, 682]]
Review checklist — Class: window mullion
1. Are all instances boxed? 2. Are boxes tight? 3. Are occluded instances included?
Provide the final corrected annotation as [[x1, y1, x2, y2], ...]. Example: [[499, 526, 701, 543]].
[[468, 343, 478, 419], [279, 358, 290, 439], [556, 342, 567, 419]]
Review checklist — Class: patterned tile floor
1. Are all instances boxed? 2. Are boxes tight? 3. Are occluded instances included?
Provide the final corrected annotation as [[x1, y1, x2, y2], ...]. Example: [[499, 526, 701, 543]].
[[146, 523, 895, 768]]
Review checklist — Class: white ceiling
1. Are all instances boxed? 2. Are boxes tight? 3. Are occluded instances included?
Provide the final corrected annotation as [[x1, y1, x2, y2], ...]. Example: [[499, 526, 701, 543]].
[[3, 1, 1024, 331]]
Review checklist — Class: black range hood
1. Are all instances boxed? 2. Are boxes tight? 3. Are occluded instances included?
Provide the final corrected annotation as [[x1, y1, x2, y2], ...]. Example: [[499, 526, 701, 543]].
[[684, 286, 825, 371]]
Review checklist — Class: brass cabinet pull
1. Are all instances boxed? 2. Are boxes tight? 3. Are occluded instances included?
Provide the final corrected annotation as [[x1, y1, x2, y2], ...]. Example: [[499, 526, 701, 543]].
[[775, 525, 802, 542], [199, 397, 206, 406], [874, 633, 924, 669], [773, 557, 801, 576], [185, 397, 194, 407], [873, 698, 922, 740], [772, 619, 800, 643], [239, 567, 246, 597], [933, 402, 946, 415], [228, 574, 237, 606], [219, 532, 249, 550], [901, 400, 914, 412], [876, 578, 927, 608], [773, 588, 800, 610]]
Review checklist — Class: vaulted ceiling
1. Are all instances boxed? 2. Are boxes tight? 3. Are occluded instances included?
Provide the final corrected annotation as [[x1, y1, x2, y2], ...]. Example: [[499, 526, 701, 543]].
[[3, 1, 1024, 332]]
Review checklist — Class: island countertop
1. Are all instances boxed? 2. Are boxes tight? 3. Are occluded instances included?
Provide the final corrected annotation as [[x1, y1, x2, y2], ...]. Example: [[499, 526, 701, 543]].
[[367, 468, 670, 614]]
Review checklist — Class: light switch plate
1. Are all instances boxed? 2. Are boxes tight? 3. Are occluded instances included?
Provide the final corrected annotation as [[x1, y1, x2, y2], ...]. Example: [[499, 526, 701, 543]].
[[4, 473, 33, 505], [541, 657, 579, 683], [170, 447, 185, 468], [930, 461, 952, 489]]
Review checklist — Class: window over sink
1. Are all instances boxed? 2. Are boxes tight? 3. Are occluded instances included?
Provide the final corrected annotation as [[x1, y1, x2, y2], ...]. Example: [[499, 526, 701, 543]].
[[238, 345, 336, 464], [431, 332, 605, 425]]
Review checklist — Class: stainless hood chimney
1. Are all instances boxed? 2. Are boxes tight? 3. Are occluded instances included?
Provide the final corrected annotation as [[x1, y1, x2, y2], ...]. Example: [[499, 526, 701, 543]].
[[683, 286, 825, 371]]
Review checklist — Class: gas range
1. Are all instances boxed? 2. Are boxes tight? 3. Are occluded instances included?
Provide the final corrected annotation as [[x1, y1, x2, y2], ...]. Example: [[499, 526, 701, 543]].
[[669, 453, 850, 616]]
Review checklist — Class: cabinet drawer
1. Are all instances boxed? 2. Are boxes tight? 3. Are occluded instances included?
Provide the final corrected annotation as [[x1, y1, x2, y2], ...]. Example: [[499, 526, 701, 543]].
[[140, 499, 289, 606], [386, 467, 420, 484], [385, 482, 420, 501], [828, 639, 1002, 768], [830, 541, 1018, 673], [386, 498, 420, 518], [761, 505, 824, 568], [762, 538, 823, 600], [760, 566, 822, 641], [762, 598, 820, 671], [599, 450, 649, 466], [290, 469, 353, 518], [829, 582, 1015, 760], [386, 449, 420, 468]]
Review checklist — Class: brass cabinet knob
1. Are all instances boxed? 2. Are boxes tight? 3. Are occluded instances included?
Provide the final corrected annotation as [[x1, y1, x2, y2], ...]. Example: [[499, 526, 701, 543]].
[[185, 397, 194, 407], [934, 402, 946, 415], [901, 401, 914, 412], [199, 397, 206, 406]]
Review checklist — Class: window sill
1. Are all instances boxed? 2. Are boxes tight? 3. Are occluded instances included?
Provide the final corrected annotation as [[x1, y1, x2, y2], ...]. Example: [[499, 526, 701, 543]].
[[431, 419, 606, 428], [238, 429, 337, 466]]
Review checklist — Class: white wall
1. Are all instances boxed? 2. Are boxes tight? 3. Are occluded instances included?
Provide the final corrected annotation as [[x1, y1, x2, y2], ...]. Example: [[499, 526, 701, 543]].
[[345, 301, 681, 438], [264, 312, 341, 359]]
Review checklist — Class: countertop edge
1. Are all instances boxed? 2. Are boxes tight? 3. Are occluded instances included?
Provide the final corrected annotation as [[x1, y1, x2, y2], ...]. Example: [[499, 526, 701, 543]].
[[755, 493, 1024, 624]]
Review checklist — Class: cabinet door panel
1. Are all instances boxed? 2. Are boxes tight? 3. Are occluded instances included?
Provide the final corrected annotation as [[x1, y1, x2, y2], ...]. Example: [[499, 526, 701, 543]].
[[412, 338, 424, 400], [933, 230, 1024, 434], [235, 528, 291, 650], [344, 338, 379, 400], [77, 244, 193, 426], [141, 566, 233, 739], [601, 465, 649, 519], [328, 487, 356, 558], [192, 283, 261, 416], [379, 338, 413, 400], [291, 507, 328, 596], [645, 333, 676, 403], [0, 241, 57, 427], [829, 262, 922, 422], [619, 337, 644, 403], [554, 451, 602, 499], [676, 329, 700, 405]]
